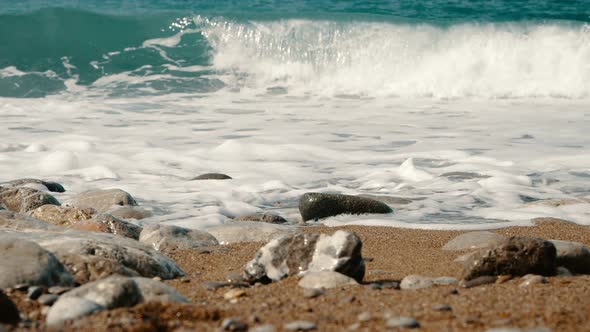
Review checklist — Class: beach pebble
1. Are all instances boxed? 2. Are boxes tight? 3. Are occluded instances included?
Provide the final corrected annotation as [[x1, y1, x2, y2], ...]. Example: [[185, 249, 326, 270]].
[[400, 275, 434, 290], [106, 206, 153, 220], [224, 289, 246, 301], [222, 318, 248, 331], [0, 187, 60, 213], [70, 213, 142, 240], [0, 290, 20, 325], [519, 274, 548, 287], [69, 189, 137, 213], [462, 237, 557, 280], [139, 224, 218, 252], [192, 173, 232, 180], [433, 276, 459, 285], [549, 240, 590, 274], [460, 276, 498, 288], [385, 316, 420, 329], [357, 312, 373, 322], [37, 294, 59, 306], [432, 303, 453, 311], [298, 192, 393, 221], [0, 237, 74, 289], [234, 212, 287, 224], [250, 324, 277, 332], [284, 320, 317, 331], [443, 231, 507, 251], [298, 271, 358, 289], [48, 286, 73, 295], [61, 276, 142, 309], [46, 297, 104, 327], [1, 179, 65, 193], [244, 230, 365, 283], [27, 286, 43, 300], [556, 266, 573, 276], [29, 205, 96, 227]]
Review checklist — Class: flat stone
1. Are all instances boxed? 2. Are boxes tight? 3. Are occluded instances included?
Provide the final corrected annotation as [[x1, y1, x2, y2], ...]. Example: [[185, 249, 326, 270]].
[[70, 213, 142, 240], [222, 318, 248, 331], [192, 173, 232, 180], [284, 320, 317, 331], [37, 294, 59, 306], [224, 289, 246, 301], [443, 231, 507, 251], [519, 274, 549, 287], [48, 286, 73, 295], [549, 240, 590, 274], [303, 288, 325, 298], [206, 222, 297, 244], [400, 275, 434, 290], [131, 277, 189, 303], [250, 324, 277, 332], [29, 205, 95, 227], [139, 224, 218, 252], [0, 187, 60, 213], [234, 213, 287, 224], [106, 206, 152, 220], [298, 271, 358, 289], [69, 189, 137, 213], [385, 317, 420, 329], [244, 230, 365, 283], [61, 276, 142, 309], [460, 276, 498, 288], [0, 237, 74, 289], [1, 179, 65, 193], [432, 304, 453, 311], [433, 277, 459, 285], [462, 237, 557, 280], [299, 193, 393, 221], [46, 297, 104, 327], [0, 290, 20, 325]]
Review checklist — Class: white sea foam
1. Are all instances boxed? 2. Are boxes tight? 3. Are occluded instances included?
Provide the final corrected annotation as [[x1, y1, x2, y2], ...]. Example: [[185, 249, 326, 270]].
[[0, 93, 589, 231]]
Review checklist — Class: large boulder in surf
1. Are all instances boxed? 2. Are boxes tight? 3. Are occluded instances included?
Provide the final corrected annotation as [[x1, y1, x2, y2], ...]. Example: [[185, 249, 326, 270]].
[[244, 230, 365, 283], [299, 192, 393, 221], [29, 204, 96, 227], [0, 187, 60, 213], [462, 237, 557, 280], [69, 189, 137, 213]]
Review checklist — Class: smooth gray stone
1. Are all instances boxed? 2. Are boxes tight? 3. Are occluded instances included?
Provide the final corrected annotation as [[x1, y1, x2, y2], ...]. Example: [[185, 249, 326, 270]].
[[462, 237, 556, 280], [298, 271, 358, 289], [550, 239, 590, 274], [443, 231, 507, 251], [385, 317, 420, 328], [131, 277, 188, 303], [139, 224, 218, 252], [400, 275, 434, 290], [37, 294, 59, 306], [299, 192, 393, 221], [0, 237, 74, 289], [69, 189, 137, 213], [0, 187, 60, 213], [61, 276, 141, 309], [284, 321, 317, 331], [191, 173, 232, 180], [244, 230, 365, 283], [106, 206, 152, 220], [46, 297, 104, 326], [1, 179, 65, 193]]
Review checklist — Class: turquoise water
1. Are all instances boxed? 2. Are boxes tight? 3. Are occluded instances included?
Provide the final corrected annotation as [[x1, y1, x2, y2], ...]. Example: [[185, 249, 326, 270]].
[[0, 0, 589, 97]]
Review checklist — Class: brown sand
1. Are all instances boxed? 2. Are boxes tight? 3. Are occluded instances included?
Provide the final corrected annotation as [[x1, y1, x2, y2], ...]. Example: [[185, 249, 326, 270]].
[[8, 218, 590, 331]]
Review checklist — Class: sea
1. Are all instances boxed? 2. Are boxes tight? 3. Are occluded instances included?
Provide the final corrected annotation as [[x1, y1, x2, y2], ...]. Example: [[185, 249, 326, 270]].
[[1, 0, 589, 231]]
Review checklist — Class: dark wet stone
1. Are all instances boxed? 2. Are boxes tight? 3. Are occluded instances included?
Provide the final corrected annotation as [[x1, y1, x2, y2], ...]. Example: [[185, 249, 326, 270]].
[[222, 318, 248, 331], [191, 173, 232, 180], [1, 179, 65, 193], [459, 276, 498, 288], [357, 194, 414, 206], [550, 240, 590, 274], [244, 230, 365, 283], [27, 286, 43, 300], [234, 213, 287, 224], [48, 286, 73, 295], [441, 172, 490, 181], [0, 290, 20, 325], [462, 237, 557, 280], [298, 192, 393, 221], [0, 187, 60, 213], [0, 237, 74, 289]]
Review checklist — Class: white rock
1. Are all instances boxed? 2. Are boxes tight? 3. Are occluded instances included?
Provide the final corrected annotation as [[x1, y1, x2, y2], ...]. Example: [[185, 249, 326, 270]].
[[400, 275, 434, 290], [46, 297, 104, 326], [298, 271, 358, 289]]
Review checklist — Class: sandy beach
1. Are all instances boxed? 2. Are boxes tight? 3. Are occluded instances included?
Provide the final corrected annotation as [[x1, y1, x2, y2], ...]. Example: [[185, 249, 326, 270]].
[[4, 218, 589, 332]]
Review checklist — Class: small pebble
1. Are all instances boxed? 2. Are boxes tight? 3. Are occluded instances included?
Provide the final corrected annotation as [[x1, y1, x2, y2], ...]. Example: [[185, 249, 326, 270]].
[[496, 275, 513, 284], [348, 323, 361, 330], [27, 286, 43, 300], [224, 289, 246, 301], [250, 324, 277, 332], [284, 320, 317, 331], [432, 303, 452, 312], [369, 283, 382, 290], [519, 275, 548, 287], [222, 318, 248, 332], [37, 294, 59, 306], [152, 276, 162, 281], [386, 317, 420, 329], [447, 288, 459, 295], [47, 286, 72, 295], [340, 295, 355, 304], [226, 273, 247, 283], [303, 288, 325, 298], [357, 312, 372, 322], [556, 266, 573, 277], [460, 276, 498, 288]]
